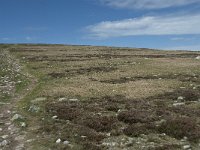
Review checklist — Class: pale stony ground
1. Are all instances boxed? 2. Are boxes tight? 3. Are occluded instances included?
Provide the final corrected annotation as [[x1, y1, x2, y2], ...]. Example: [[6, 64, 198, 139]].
[[0, 48, 36, 150]]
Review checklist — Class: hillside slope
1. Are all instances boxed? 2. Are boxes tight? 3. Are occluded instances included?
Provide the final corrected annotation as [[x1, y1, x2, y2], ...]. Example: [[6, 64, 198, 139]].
[[1, 44, 200, 150]]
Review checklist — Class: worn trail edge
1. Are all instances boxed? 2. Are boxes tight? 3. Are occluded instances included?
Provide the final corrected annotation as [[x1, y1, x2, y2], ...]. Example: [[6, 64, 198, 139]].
[[0, 48, 37, 150]]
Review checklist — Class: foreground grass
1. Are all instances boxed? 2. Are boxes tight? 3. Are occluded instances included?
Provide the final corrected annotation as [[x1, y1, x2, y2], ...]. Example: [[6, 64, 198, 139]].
[[5, 44, 200, 149]]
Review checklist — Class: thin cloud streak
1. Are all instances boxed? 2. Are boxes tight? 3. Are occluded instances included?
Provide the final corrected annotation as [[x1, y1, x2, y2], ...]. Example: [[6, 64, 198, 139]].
[[170, 37, 196, 41], [24, 27, 48, 32], [100, 0, 200, 9], [86, 13, 200, 38]]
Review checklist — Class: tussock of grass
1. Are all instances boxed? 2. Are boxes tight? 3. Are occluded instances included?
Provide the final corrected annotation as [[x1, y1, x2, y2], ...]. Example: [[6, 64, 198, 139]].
[[158, 117, 200, 142]]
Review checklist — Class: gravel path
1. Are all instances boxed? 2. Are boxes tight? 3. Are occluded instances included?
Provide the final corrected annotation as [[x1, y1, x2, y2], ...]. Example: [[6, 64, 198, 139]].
[[0, 48, 36, 150]]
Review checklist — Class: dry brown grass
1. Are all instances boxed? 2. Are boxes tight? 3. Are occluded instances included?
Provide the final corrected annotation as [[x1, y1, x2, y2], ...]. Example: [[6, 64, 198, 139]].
[[7, 44, 200, 149]]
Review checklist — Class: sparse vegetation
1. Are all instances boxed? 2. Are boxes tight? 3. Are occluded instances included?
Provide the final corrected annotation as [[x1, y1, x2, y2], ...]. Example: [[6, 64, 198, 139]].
[[1, 44, 200, 149], [158, 117, 200, 142]]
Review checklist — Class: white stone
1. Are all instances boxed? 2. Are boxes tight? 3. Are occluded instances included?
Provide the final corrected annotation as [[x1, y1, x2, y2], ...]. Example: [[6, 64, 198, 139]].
[[69, 99, 79, 102], [173, 102, 185, 106], [56, 138, 61, 144], [58, 97, 67, 102], [1, 135, 9, 139], [193, 87, 197, 90], [52, 116, 58, 119], [15, 144, 24, 150], [0, 128, 2, 132], [106, 133, 111, 137], [20, 122, 26, 127], [183, 145, 191, 149], [180, 87, 186, 89], [31, 97, 46, 103], [28, 105, 40, 113], [26, 139, 35, 143], [0, 140, 8, 146], [195, 56, 200, 60], [63, 140, 69, 145], [15, 135, 25, 141], [177, 96, 184, 101], [11, 114, 23, 121]]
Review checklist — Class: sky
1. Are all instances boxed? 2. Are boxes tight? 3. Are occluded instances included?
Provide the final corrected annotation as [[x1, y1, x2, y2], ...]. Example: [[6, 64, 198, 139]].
[[0, 0, 200, 50]]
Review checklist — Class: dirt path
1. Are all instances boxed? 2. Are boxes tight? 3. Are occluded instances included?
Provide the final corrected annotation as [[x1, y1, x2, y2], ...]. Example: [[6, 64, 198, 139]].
[[0, 48, 37, 150]]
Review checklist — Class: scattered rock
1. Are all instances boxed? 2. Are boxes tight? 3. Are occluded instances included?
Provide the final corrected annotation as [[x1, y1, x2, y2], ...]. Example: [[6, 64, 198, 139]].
[[69, 98, 79, 102], [63, 140, 70, 145], [20, 122, 26, 127], [28, 105, 40, 113], [26, 139, 35, 143], [183, 136, 188, 140], [177, 96, 184, 101], [0, 140, 8, 147], [0, 128, 2, 132], [180, 87, 186, 89], [15, 144, 24, 150], [58, 97, 67, 102], [173, 102, 185, 106], [0, 102, 10, 105], [1, 135, 9, 139], [195, 56, 200, 60], [8, 124, 15, 131], [56, 138, 61, 144], [106, 133, 111, 137], [183, 145, 191, 149], [11, 114, 23, 121], [5, 122, 11, 125], [31, 97, 47, 103], [15, 135, 25, 141], [52, 116, 58, 119], [102, 142, 118, 147]]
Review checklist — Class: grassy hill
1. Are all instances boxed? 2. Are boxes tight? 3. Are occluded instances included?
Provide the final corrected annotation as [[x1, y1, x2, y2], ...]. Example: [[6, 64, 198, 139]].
[[1, 44, 200, 149]]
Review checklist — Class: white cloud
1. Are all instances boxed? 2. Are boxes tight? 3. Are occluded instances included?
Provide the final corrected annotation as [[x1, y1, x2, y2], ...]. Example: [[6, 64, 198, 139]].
[[86, 13, 200, 38], [24, 27, 48, 31], [100, 0, 200, 9], [26, 36, 32, 41], [170, 37, 196, 41], [1, 38, 10, 41], [25, 36, 36, 41]]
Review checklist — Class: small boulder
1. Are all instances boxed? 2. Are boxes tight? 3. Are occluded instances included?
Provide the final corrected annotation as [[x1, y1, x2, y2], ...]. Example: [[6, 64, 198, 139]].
[[56, 138, 61, 144], [177, 96, 184, 101], [183, 145, 191, 149], [1, 135, 8, 139], [69, 99, 79, 102], [31, 97, 46, 103], [28, 105, 40, 113], [11, 114, 23, 121], [20, 122, 26, 127], [63, 140, 69, 145], [173, 102, 185, 106], [52, 116, 58, 119], [0, 140, 8, 146], [58, 97, 67, 102], [195, 56, 200, 60]]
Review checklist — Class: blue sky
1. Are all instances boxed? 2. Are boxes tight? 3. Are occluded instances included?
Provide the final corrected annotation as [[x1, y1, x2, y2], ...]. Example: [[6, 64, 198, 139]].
[[1, 0, 200, 50]]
